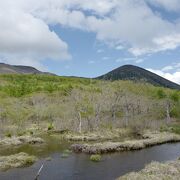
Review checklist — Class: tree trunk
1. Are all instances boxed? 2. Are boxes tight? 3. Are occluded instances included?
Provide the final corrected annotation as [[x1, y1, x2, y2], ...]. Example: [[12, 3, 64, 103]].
[[124, 96, 129, 127], [78, 112, 82, 133], [166, 100, 171, 124]]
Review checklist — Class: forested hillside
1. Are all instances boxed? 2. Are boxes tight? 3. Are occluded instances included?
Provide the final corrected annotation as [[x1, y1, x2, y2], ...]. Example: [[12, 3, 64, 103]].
[[0, 74, 179, 136]]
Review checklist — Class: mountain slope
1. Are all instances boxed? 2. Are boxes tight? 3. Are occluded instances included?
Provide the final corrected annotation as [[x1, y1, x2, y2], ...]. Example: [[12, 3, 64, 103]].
[[0, 63, 50, 75], [97, 65, 180, 90]]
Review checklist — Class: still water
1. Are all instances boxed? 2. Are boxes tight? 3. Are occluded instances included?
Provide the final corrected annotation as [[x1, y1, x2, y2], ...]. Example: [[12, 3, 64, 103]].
[[0, 136, 180, 180]]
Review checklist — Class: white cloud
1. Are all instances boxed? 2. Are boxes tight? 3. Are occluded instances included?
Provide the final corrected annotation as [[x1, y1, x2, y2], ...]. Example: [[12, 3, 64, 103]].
[[1, 0, 180, 70], [148, 68, 180, 84], [147, 0, 180, 12], [0, 0, 71, 70], [31, 0, 180, 56], [162, 66, 173, 72], [161, 63, 180, 72]]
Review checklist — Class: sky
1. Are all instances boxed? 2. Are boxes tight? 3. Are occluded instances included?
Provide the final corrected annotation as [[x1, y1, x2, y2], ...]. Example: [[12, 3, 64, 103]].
[[0, 0, 180, 84]]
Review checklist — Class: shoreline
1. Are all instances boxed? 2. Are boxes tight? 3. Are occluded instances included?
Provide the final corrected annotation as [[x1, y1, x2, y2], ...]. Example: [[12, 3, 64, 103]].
[[71, 131, 180, 154], [0, 152, 37, 171], [118, 158, 180, 180]]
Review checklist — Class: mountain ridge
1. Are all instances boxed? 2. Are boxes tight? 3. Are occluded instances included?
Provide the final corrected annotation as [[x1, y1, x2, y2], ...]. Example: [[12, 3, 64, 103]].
[[97, 65, 180, 90], [0, 63, 54, 75], [0, 63, 179, 90]]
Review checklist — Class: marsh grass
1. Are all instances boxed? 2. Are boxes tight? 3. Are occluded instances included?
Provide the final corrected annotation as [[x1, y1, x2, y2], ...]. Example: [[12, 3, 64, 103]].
[[118, 159, 180, 180], [0, 152, 37, 171], [90, 154, 101, 162]]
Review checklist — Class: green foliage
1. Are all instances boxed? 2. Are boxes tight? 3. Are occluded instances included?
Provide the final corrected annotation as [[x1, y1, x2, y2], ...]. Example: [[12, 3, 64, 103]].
[[157, 89, 166, 99], [29, 131, 34, 135], [5, 132, 12, 138], [170, 125, 180, 134], [170, 92, 179, 102], [90, 154, 101, 162], [160, 124, 180, 134], [47, 122, 54, 131], [170, 106, 180, 118], [0, 74, 97, 97], [0, 73, 179, 135]]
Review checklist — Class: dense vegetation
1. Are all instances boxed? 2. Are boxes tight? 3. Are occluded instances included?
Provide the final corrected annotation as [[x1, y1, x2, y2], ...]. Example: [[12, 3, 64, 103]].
[[0, 74, 179, 136], [97, 65, 180, 90]]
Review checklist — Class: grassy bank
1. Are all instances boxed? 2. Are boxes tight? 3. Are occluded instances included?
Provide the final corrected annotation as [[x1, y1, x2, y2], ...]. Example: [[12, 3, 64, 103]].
[[71, 131, 180, 154], [118, 159, 180, 180], [0, 135, 44, 146], [0, 152, 37, 171]]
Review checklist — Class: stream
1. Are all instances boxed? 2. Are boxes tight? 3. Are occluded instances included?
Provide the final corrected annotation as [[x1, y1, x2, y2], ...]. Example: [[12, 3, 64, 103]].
[[0, 135, 180, 180]]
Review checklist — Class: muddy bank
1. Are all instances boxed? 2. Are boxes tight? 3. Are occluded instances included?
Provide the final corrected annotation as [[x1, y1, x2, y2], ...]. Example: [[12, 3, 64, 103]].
[[0, 136, 44, 146], [71, 132, 180, 154], [0, 152, 37, 171], [118, 159, 180, 180]]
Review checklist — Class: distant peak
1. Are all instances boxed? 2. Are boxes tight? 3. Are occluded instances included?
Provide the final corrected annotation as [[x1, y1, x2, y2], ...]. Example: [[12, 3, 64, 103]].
[[97, 64, 180, 90]]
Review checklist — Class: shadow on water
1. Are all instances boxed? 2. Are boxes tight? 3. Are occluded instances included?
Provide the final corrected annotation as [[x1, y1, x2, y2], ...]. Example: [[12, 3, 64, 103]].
[[0, 135, 180, 180]]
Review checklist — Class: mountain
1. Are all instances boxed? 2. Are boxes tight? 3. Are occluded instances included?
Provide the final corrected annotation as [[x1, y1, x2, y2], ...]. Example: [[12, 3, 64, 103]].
[[97, 65, 180, 90], [0, 63, 53, 75]]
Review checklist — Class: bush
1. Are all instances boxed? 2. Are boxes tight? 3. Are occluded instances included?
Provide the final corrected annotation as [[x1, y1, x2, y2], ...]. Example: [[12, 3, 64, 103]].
[[170, 92, 179, 102], [47, 122, 54, 131], [170, 125, 180, 134], [170, 107, 180, 118], [29, 131, 34, 135], [157, 89, 166, 99], [5, 132, 12, 138], [90, 154, 101, 162]]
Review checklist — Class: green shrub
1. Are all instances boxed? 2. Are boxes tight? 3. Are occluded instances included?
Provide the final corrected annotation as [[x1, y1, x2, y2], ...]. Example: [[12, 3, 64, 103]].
[[170, 92, 179, 102], [157, 89, 166, 99], [5, 132, 12, 138], [90, 154, 101, 162], [170, 125, 180, 134], [47, 122, 54, 131], [29, 131, 34, 135], [170, 107, 180, 118]]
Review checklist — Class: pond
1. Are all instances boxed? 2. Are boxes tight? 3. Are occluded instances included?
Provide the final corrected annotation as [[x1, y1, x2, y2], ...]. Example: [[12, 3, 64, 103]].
[[0, 135, 180, 180]]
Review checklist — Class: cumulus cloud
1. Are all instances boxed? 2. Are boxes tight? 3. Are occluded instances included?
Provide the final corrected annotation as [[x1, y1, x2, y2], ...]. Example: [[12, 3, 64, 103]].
[[31, 0, 180, 56], [1, 0, 180, 69], [147, 0, 180, 12], [148, 63, 180, 84], [0, 0, 71, 70]]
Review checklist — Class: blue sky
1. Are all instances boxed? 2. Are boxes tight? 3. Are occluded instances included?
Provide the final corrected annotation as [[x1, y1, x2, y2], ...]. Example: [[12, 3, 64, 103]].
[[0, 0, 180, 83]]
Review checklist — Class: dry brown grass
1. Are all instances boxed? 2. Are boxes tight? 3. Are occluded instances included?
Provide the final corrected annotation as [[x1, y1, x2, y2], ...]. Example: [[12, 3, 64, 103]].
[[71, 131, 180, 154], [118, 159, 180, 180], [0, 152, 37, 171], [0, 135, 44, 146]]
